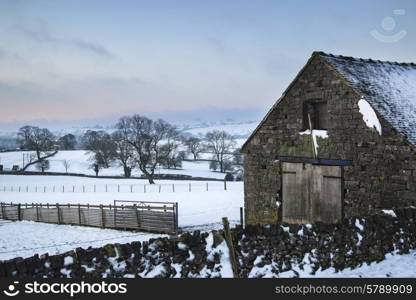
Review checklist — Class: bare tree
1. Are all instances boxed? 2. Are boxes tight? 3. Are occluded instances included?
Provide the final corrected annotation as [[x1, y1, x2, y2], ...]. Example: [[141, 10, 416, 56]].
[[58, 134, 77, 150], [17, 126, 58, 172], [62, 160, 71, 173], [232, 147, 244, 166], [111, 131, 136, 177], [116, 115, 178, 184], [82, 130, 116, 168], [159, 126, 183, 169], [205, 130, 236, 173], [184, 136, 203, 160]]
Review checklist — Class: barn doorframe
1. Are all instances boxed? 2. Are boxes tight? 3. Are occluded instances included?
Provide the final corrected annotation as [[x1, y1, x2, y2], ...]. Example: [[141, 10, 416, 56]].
[[277, 156, 351, 224]]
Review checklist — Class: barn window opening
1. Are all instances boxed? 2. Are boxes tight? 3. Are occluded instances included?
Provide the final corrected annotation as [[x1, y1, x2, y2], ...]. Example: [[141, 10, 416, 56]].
[[303, 100, 329, 130]]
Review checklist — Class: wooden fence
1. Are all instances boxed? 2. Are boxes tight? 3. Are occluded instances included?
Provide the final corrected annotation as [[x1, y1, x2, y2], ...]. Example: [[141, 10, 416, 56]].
[[0, 201, 178, 234]]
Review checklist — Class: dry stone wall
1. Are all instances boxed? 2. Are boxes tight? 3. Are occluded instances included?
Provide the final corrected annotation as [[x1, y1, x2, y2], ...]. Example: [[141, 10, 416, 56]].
[[1, 209, 415, 278]]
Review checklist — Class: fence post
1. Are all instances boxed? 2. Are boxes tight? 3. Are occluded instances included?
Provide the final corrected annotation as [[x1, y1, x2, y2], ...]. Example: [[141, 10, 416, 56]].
[[114, 204, 117, 228], [222, 217, 239, 278], [224, 180, 227, 191], [106, 184, 108, 193], [73, 185, 75, 193], [174, 203, 179, 233], [44, 186, 46, 193], [159, 185, 161, 193], [83, 185, 85, 193], [189, 183, 191, 192], [134, 204, 140, 230], [36, 204, 39, 221], [173, 184, 175, 193], [0, 202, 3, 219], [118, 184, 120, 193], [94, 184, 96, 193], [63, 185, 65, 193], [122, 205, 126, 231], [240, 207, 244, 227], [131, 184, 133, 193], [17, 204, 21, 221], [206, 183, 208, 191], [78, 204, 81, 225], [100, 204, 105, 228], [56, 203, 61, 224], [144, 185, 146, 193]]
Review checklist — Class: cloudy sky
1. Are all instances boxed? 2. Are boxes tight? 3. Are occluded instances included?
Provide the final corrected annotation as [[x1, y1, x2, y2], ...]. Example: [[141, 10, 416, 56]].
[[0, 0, 415, 128]]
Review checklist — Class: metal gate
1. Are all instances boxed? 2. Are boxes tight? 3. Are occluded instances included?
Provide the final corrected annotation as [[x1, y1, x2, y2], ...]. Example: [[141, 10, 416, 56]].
[[114, 200, 178, 233], [282, 162, 343, 224]]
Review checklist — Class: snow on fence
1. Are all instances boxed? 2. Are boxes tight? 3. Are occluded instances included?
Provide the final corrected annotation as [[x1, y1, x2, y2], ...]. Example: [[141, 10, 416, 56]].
[[0, 181, 230, 194], [0, 201, 178, 234]]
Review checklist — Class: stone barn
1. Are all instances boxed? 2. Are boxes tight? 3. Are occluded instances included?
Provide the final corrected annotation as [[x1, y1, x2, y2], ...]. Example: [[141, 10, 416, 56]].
[[241, 51, 416, 225]]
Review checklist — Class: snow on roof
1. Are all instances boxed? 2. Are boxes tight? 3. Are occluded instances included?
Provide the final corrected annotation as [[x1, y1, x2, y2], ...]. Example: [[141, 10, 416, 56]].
[[358, 98, 382, 135], [319, 52, 416, 145]]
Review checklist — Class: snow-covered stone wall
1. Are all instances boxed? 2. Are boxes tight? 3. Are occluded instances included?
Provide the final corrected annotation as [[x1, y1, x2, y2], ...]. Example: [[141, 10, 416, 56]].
[[1, 208, 415, 278]]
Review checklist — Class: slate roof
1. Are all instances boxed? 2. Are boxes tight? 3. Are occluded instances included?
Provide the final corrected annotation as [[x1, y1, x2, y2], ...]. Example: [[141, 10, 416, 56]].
[[319, 52, 416, 146]]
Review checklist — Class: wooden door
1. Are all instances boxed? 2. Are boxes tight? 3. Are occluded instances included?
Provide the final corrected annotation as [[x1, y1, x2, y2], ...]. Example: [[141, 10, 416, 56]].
[[282, 162, 342, 224], [282, 162, 311, 224], [310, 165, 343, 223]]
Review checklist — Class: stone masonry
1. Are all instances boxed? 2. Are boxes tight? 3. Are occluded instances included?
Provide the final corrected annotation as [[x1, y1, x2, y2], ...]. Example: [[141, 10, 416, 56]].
[[241, 53, 416, 225]]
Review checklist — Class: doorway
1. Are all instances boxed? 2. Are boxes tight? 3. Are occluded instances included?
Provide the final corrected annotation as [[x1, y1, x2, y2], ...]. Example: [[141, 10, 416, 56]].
[[282, 162, 343, 224]]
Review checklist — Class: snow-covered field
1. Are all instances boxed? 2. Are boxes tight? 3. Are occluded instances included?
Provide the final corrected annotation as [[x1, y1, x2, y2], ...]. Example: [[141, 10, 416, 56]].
[[0, 173, 243, 262], [0, 175, 243, 228], [0, 150, 228, 179], [183, 122, 257, 138]]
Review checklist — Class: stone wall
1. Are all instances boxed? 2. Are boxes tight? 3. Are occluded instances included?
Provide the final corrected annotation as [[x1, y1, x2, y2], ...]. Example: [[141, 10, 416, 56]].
[[234, 209, 416, 277], [1, 209, 415, 278], [242, 54, 416, 225]]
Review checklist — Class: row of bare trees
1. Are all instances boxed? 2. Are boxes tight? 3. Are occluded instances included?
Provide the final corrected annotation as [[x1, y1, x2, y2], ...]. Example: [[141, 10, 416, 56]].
[[81, 116, 185, 183], [14, 116, 242, 183], [82, 115, 241, 183]]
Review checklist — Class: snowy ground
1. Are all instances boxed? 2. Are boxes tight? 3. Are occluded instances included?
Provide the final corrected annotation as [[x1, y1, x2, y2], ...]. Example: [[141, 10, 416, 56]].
[[184, 122, 257, 138], [0, 220, 165, 260], [0, 150, 228, 179], [254, 250, 416, 278], [0, 174, 242, 262], [0, 175, 243, 228]]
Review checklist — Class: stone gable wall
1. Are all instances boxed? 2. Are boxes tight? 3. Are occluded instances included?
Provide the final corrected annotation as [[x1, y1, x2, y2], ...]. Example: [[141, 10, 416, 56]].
[[243, 55, 416, 225]]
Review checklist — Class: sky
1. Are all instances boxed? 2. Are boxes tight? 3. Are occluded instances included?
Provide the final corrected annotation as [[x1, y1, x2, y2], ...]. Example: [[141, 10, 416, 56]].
[[0, 0, 415, 129]]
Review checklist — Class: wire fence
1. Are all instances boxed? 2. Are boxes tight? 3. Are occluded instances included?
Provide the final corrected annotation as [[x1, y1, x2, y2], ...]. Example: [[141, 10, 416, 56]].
[[0, 181, 234, 194]]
